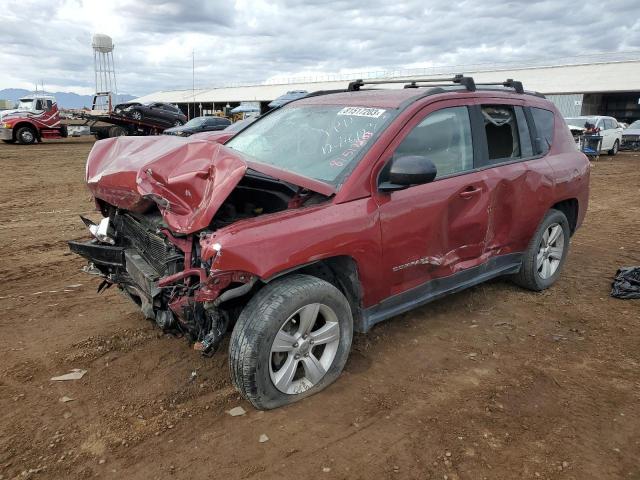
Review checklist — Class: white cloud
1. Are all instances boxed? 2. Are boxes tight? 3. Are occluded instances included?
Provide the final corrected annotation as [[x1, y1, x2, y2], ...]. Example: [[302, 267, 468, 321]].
[[0, 0, 638, 96]]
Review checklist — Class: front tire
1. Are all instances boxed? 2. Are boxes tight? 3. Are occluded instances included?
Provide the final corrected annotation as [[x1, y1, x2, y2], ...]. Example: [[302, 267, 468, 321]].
[[16, 126, 37, 145], [229, 274, 353, 410], [513, 209, 570, 291], [608, 139, 619, 156], [130, 110, 143, 121]]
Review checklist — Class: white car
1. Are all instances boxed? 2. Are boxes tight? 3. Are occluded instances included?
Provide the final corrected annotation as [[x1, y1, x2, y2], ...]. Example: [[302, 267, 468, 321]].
[[565, 115, 623, 155]]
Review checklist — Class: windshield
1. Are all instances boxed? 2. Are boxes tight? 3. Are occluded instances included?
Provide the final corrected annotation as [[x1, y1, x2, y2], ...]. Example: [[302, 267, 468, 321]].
[[184, 117, 207, 128], [17, 99, 35, 111], [226, 118, 256, 133], [226, 105, 395, 185], [628, 120, 640, 129]]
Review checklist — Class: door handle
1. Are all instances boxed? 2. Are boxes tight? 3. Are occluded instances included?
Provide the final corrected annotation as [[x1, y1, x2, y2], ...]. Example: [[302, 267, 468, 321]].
[[459, 186, 482, 199]]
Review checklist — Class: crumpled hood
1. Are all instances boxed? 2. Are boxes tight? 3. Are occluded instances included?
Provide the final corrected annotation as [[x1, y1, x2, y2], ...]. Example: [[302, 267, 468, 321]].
[[623, 128, 640, 136], [86, 135, 248, 234]]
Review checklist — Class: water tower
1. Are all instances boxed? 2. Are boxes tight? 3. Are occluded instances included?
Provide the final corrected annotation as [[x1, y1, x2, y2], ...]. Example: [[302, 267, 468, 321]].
[[91, 34, 118, 110]]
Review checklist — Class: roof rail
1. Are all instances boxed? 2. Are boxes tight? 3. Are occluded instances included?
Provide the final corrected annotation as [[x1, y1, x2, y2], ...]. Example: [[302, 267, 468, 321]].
[[474, 78, 524, 94], [347, 74, 476, 92], [347, 75, 533, 95]]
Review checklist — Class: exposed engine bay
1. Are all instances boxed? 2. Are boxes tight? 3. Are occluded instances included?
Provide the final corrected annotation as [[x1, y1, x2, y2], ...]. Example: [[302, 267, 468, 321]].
[[69, 172, 327, 356]]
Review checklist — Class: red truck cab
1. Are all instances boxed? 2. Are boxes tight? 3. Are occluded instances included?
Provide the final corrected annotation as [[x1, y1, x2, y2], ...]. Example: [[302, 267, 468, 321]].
[[69, 76, 590, 409], [0, 94, 67, 144]]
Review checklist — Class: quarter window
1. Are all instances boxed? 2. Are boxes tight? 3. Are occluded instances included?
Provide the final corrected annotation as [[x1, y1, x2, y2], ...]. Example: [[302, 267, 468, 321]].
[[393, 106, 473, 179], [515, 107, 533, 157], [531, 107, 555, 154]]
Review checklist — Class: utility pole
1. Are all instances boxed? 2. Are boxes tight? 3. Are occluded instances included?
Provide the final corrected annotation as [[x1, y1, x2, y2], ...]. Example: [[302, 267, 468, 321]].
[[192, 48, 195, 120]]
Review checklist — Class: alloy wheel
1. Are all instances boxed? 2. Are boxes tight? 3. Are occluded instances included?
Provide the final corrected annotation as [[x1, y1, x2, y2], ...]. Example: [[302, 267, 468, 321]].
[[20, 130, 34, 143], [269, 303, 341, 394], [536, 223, 565, 279]]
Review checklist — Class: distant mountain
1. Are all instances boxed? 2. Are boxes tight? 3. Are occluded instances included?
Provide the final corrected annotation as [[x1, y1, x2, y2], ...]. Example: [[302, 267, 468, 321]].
[[0, 88, 136, 109]]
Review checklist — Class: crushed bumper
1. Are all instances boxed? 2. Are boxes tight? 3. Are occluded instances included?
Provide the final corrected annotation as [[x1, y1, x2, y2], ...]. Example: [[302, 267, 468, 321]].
[[68, 240, 159, 299], [620, 138, 640, 151], [68, 240, 124, 266]]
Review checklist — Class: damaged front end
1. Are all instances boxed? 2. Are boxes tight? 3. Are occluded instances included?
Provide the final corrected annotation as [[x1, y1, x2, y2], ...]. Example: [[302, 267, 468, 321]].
[[69, 209, 255, 355], [69, 134, 330, 355]]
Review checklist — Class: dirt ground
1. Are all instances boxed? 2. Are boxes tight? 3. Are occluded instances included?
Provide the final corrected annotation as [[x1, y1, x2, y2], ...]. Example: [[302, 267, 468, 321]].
[[0, 137, 639, 480]]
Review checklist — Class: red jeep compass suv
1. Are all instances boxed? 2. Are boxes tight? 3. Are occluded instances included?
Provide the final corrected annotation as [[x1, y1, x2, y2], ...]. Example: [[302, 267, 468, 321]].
[[69, 76, 590, 409]]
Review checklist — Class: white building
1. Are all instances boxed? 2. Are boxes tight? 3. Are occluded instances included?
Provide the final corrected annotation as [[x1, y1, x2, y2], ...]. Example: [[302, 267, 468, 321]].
[[134, 53, 640, 122]]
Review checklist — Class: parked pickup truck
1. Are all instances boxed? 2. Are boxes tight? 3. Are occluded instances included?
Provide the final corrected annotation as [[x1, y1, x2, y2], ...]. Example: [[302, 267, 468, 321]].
[[69, 76, 590, 409], [0, 94, 67, 144]]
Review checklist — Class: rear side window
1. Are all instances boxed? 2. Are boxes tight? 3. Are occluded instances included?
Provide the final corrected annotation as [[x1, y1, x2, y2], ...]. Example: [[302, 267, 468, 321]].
[[531, 107, 555, 154], [482, 105, 522, 162]]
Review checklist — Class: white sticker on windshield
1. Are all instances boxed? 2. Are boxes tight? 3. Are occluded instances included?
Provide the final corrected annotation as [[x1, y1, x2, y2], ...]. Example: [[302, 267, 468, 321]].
[[337, 107, 386, 118]]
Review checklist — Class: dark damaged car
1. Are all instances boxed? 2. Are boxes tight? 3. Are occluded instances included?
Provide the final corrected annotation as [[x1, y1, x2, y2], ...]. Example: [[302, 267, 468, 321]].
[[69, 76, 590, 409]]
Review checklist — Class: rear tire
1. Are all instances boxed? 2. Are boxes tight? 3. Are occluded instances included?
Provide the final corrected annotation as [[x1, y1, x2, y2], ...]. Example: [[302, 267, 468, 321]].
[[608, 139, 619, 156], [16, 126, 37, 145], [512, 209, 570, 291], [108, 126, 127, 137], [229, 274, 353, 410]]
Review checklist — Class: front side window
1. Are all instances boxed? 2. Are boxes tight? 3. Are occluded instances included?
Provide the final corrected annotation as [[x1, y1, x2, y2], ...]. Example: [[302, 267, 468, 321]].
[[393, 106, 473, 179], [226, 105, 396, 185], [531, 107, 555, 154]]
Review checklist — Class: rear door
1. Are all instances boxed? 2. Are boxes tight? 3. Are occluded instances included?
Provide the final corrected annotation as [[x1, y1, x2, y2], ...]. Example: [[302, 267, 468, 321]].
[[375, 99, 493, 297], [476, 103, 557, 257], [204, 117, 225, 131]]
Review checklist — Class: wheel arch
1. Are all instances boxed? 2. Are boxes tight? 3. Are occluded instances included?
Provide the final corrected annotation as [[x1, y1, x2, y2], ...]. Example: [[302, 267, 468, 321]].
[[263, 256, 365, 331], [551, 198, 579, 235], [12, 121, 39, 141]]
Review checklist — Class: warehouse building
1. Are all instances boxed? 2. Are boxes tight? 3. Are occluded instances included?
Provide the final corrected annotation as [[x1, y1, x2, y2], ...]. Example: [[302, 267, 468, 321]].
[[134, 54, 640, 123]]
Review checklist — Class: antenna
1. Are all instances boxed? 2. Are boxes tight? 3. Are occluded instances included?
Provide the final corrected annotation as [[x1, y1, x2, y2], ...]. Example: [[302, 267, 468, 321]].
[[91, 34, 118, 110]]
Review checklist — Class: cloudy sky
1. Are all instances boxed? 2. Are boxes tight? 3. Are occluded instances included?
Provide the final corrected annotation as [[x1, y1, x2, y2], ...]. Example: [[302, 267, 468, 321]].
[[1, 0, 639, 96]]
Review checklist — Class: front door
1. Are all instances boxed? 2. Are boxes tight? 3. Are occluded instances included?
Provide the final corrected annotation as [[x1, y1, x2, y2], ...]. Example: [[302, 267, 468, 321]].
[[597, 118, 613, 151], [375, 101, 491, 297]]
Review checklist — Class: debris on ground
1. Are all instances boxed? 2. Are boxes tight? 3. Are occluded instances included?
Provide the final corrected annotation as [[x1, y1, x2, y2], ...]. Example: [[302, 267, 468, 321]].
[[227, 406, 246, 417], [50, 369, 87, 381], [259, 434, 269, 443], [611, 266, 640, 299], [59, 396, 75, 403]]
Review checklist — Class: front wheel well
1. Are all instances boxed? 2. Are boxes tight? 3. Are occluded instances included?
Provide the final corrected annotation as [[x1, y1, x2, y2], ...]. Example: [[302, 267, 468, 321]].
[[552, 198, 578, 235], [12, 122, 39, 141], [265, 256, 364, 331]]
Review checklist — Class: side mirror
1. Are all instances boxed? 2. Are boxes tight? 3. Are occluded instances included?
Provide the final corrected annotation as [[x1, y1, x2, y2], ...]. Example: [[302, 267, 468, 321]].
[[379, 155, 437, 192]]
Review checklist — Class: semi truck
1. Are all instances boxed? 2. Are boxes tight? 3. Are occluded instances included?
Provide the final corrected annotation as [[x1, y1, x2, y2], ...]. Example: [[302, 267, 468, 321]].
[[0, 94, 68, 144]]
